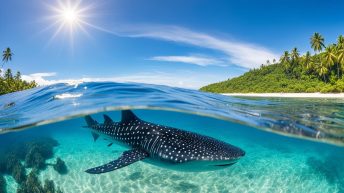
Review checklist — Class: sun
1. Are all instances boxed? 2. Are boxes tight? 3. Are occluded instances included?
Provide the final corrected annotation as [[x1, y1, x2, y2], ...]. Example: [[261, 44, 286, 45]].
[[44, 0, 110, 48], [45, 0, 94, 45], [52, 0, 88, 29], [62, 8, 79, 24]]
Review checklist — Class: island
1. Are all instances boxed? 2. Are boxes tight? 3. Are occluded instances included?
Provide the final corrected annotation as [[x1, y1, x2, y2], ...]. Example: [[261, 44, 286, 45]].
[[1, 47, 37, 95], [200, 33, 344, 94]]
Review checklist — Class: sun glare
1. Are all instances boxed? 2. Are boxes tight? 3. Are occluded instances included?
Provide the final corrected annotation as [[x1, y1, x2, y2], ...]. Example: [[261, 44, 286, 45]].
[[62, 8, 79, 24], [45, 0, 94, 46], [52, 0, 87, 29]]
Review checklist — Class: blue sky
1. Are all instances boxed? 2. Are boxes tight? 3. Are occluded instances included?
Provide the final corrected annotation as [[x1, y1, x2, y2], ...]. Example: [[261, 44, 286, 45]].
[[0, 0, 343, 88]]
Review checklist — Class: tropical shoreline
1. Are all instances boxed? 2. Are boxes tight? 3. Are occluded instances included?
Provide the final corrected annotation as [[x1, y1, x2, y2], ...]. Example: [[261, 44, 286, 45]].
[[222, 93, 344, 98], [201, 33, 344, 94]]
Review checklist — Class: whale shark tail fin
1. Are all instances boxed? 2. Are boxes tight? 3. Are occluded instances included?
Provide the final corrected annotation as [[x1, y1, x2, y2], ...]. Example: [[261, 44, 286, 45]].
[[121, 110, 141, 123], [84, 115, 100, 142], [85, 115, 98, 127]]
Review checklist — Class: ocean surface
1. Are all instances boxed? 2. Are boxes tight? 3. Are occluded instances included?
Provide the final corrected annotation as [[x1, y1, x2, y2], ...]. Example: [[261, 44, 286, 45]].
[[0, 82, 343, 193]]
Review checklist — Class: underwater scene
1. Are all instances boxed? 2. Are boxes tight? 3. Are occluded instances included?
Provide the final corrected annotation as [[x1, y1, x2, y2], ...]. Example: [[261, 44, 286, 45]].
[[0, 82, 344, 193]]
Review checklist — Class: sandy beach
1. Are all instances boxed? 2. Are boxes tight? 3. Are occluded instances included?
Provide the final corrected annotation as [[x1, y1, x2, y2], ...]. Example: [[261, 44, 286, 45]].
[[223, 93, 344, 98]]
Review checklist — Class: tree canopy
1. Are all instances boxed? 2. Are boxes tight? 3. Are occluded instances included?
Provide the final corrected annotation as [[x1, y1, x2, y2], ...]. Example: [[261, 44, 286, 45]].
[[2, 47, 13, 66], [0, 69, 37, 95], [1, 47, 37, 95], [201, 33, 344, 93]]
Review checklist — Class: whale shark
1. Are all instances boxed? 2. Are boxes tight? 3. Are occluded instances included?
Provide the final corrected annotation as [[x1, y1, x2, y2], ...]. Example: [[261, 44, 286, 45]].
[[84, 110, 245, 174]]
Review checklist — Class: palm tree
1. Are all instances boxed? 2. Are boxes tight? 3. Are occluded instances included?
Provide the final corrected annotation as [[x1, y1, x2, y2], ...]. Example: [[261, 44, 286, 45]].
[[2, 47, 13, 66], [304, 51, 312, 70], [4, 69, 13, 80], [318, 64, 328, 82], [291, 47, 300, 63], [323, 45, 338, 78], [308, 58, 317, 73], [14, 71, 21, 81], [266, 60, 270, 65], [337, 35, 344, 49], [311, 55, 327, 81], [280, 51, 291, 71], [280, 51, 290, 63], [311, 32, 325, 53], [337, 46, 344, 76], [272, 59, 276, 64]]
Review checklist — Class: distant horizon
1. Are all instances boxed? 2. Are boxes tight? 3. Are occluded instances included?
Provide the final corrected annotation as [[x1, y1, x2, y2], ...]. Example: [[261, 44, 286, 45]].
[[1, 0, 343, 89]]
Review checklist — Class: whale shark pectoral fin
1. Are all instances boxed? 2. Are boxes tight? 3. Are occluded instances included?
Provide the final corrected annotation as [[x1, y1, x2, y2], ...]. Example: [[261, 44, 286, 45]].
[[103, 114, 113, 125], [91, 132, 99, 142], [107, 143, 113, 147], [85, 149, 148, 174]]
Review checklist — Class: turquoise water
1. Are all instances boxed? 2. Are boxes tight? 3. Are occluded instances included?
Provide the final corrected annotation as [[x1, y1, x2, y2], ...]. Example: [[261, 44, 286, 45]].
[[0, 82, 344, 193]]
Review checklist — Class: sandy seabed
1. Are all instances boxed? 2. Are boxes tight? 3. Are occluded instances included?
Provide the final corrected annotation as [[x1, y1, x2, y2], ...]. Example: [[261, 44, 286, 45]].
[[5, 129, 341, 193]]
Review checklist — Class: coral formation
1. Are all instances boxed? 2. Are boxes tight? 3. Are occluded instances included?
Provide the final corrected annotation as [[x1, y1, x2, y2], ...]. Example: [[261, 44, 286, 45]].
[[11, 162, 26, 184], [53, 158, 68, 175], [0, 158, 5, 174], [43, 180, 55, 193], [0, 137, 64, 193], [0, 153, 26, 184], [43, 179, 63, 193], [0, 175, 6, 193], [24, 150, 46, 170], [17, 170, 44, 193], [24, 138, 59, 170], [4, 153, 20, 173], [16, 170, 63, 193]]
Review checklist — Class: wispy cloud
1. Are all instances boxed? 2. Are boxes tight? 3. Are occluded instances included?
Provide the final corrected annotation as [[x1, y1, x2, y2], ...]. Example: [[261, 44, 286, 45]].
[[22, 72, 57, 85], [149, 55, 226, 67], [22, 71, 227, 89], [118, 25, 279, 69]]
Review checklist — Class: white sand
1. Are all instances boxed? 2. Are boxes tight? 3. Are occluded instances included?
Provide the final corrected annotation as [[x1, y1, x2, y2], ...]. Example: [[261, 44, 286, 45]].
[[223, 93, 344, 98]]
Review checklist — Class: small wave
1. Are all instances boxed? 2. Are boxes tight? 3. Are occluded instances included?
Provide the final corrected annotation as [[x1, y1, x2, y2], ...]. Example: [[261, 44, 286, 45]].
[[54, 93, 83, 99], [0, 82, 343, 146]]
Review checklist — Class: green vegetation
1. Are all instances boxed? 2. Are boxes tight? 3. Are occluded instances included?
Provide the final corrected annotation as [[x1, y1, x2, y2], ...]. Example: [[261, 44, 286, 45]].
[[0, 47, 37, 95], [201, 33, 344, 93]]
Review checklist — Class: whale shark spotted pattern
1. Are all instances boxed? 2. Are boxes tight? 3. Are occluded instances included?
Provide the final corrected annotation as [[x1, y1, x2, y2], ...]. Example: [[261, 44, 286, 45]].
[[84, 110, 245, 174]]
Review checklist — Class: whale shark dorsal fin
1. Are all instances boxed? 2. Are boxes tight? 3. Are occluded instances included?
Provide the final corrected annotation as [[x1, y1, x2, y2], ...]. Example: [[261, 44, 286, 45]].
[[121, 110, 140, 123], [103, 114, 113, 125], [85, 149, 148, 174]]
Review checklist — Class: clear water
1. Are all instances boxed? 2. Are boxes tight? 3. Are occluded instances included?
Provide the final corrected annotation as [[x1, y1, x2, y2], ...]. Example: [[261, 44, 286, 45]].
[[0, 82, 343, 193]]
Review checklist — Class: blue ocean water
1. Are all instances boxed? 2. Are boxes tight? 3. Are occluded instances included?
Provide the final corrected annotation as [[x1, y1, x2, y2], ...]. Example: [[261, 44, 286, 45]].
[[0, 82, 343, 193]]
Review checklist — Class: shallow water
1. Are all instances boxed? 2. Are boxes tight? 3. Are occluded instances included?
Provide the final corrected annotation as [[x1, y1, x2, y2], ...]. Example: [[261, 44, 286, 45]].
[[0, 82, 344, 193]]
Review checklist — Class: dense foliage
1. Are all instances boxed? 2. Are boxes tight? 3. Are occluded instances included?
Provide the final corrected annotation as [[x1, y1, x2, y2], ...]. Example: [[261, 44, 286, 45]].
[[0, 69, 37, 95], [1, 47, 37, 95], [201, 33, 344, 93]]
